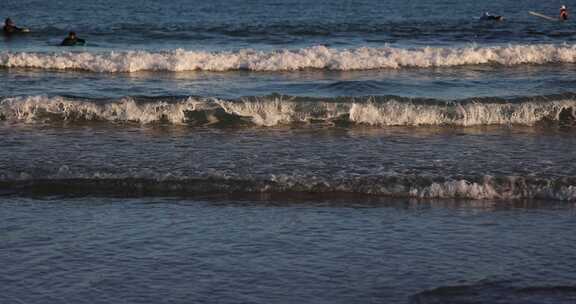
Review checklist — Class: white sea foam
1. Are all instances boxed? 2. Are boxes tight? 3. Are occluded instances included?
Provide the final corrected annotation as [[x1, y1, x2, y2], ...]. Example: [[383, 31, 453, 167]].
[[349, 99, 576, 126], [412, 177, 576, 201], [1, 95, 575, 126], [0, 96, 206, 124], [2, 44, 576, 72], [216, 98, 298, 126]]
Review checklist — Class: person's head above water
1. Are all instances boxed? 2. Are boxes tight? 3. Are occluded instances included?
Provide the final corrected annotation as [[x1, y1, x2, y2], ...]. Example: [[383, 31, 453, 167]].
[[560, 4, 569, 20], [5, 18, 14, 26], [60, 31, 85, 46]]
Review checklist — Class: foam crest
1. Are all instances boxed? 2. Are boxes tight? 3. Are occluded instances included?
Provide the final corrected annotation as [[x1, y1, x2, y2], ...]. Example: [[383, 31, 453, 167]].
[[216, 98, 297, 126], [349, 99, 576, 126], [2, 44, 576, 72], [1, 95, 575, 127], [1, 170, 576, 201], [0, 96, 206, 124]]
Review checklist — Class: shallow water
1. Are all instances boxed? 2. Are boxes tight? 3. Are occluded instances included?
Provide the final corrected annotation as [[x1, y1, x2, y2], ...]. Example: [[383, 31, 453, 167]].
[[2, 64, 576, 100], [1, 124, 576, 200], [1, 198, 576, 304]]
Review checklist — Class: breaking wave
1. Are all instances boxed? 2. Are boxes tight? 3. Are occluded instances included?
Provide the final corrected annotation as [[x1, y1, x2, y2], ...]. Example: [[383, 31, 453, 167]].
[[2, 44, 576, 72], [1, 171, 576, 201], [1, 94, 576, 127]]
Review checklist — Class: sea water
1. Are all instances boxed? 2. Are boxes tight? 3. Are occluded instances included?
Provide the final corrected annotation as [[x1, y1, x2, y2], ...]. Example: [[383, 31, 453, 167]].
[[1, 0, 576, 303]]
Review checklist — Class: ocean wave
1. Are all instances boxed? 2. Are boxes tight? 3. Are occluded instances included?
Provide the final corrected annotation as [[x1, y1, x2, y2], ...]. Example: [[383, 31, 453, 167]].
[[2, 44, 576, 72], [1, 171, 576, 201], [1, 95, 576, 127], [412, 281, 576, 304]]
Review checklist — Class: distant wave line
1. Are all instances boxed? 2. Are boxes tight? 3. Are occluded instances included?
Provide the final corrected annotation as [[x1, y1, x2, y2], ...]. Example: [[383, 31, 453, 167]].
[[2, 44, 576, 72], [1, 174, 576, 201]]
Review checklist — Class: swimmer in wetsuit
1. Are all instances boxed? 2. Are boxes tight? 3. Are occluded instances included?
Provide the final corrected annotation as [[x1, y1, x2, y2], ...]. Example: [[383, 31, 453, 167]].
[[560, 5, 569, 21], [480, 12, 504, 21], [3, 18, 28, 35], [60, 32, 86, 46]]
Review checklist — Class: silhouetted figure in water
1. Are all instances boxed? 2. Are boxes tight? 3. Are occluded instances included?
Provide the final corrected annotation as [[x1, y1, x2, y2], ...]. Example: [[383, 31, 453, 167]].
[[61, 32, 86, 46], [560, 5, 569, 21], [480, 12, 504, 21], [3, 18, 29, 35]]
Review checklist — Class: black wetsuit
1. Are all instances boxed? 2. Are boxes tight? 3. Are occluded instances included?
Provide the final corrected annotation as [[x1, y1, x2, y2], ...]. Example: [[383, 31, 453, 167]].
[[480, 14, 503, 21], [560, 9, 568, 20], [3, 25, 24, 35], [61, 37, 86, 46]]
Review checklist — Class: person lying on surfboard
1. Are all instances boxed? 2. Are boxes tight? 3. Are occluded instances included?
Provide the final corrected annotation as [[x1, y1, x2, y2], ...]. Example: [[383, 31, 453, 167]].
[[480, 12, 504, 21], [3, 18, 29, 35], [60, 32, 86, 46], [560, 5, 569, 21]]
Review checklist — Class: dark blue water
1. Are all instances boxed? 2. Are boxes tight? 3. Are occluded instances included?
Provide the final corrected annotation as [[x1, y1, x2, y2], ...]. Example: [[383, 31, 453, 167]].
[[2, 198, 576, 304], [2, 0, 576, 302], [3, 0, 576, 51]]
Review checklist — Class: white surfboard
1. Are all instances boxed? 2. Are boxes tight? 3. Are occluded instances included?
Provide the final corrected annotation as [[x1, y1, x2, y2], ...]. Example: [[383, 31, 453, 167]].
[[529, 11, 559, 21]]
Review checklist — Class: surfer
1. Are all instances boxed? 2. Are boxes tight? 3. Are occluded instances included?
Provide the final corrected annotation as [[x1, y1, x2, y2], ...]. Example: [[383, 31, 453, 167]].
[[60, 32, 86, 46], [560, 5, 569, 20], [480, 12, 504, 21], [3, 18, 28, 35]]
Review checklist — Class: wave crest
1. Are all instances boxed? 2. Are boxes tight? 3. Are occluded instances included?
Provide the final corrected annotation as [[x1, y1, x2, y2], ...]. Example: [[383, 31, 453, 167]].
[[2, 95, 576, 127], [2, 44, 576, 72], [1, 172, 576, 201]]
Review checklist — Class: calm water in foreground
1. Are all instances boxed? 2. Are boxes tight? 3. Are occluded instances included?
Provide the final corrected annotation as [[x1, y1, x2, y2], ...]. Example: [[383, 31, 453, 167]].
[[2, 198, 576, 304], [2, 0, 576, 302]]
